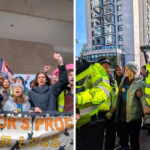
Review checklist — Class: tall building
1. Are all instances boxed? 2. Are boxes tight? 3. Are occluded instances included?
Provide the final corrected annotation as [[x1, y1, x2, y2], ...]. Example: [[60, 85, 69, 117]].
[[139, 0, 150, 65], [82, 0, 141, 67], [140, 0, 150, 45]]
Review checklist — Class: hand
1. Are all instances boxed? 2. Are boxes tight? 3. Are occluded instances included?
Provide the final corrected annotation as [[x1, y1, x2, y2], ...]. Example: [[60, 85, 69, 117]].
[[53, 52, 64, 66], [43, 65, 51, 73], [34, 107, 42, 113], [105, 112, 112, 120], [124, 67, 129, 77]]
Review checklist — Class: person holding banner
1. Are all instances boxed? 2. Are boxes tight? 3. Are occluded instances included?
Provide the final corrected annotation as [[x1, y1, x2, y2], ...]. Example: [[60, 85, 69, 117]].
[[29, 52, 68, 112], [3, 83, 31, 112]]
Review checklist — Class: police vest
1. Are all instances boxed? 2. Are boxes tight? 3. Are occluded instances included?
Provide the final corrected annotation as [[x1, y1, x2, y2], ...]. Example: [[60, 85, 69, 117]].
[[76, 63, 115, 127], [144, 64, 150, 106]]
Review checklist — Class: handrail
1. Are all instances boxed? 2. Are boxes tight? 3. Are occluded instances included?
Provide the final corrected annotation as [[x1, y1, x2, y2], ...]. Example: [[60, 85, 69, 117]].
[[0, 111, 73, 117]]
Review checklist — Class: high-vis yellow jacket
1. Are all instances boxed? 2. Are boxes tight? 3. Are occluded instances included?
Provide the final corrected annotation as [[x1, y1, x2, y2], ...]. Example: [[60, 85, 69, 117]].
[[144, 64, 150, 106], [76, 63, 118, 127], [58, 91, 65, 112]]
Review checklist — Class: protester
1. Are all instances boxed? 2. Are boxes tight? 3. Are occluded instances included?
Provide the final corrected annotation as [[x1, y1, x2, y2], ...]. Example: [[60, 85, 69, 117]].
[[115, 62, 144, 150], [0, 79, 11, 107], [57, 68, 74, 112], [14, 76, 29, 95], [3, 83, 31, 112], [29, 80, 36, 89], [28, 52, 68, 112], [51, 74, 59, 85], [114, 65, 123, 86], [0, 74, 4, 88]]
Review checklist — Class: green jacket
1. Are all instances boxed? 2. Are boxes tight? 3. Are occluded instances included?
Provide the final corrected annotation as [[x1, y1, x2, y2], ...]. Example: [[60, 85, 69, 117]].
[[126, 79, 145, 122]]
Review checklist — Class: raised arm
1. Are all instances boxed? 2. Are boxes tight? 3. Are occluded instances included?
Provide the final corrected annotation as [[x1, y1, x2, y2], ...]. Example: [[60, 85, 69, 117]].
[[52, 52, 68, 96]]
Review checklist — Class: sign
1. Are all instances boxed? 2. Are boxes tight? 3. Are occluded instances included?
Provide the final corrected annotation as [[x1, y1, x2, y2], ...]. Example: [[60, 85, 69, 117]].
[[0, 112, 74, 150]]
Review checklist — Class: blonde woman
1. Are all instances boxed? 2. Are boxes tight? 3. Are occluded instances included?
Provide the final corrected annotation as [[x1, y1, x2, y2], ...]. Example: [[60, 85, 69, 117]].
[[115, 62, 144, 150]]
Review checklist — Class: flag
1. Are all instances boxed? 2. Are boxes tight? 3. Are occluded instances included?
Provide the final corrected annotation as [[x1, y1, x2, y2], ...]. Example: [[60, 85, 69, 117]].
[[0, 58, 13, 77]]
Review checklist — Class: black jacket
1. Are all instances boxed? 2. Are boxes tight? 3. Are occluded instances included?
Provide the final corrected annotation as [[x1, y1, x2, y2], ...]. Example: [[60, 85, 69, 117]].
[[29, 65, 68, 111]]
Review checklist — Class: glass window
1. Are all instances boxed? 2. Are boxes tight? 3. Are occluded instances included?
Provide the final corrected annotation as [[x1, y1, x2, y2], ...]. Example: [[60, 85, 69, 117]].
[[118, 25, 123, 31], [92, 31, 95, 36], [95, 37, 105, 45], [95, 26, 104, 36], [105, 35, 116, 45], [103, 0, 114, 4], [95, 21, 100, 26], [104, 4, 115, 14], [118, 35, 123, 41], [118, 45, 124, 49], [117, 4, 122, 11], [118, 15, 122, 22], [104, 14, 115, 24], [92, 40, 95, 45], [104, 24, 115, 34]]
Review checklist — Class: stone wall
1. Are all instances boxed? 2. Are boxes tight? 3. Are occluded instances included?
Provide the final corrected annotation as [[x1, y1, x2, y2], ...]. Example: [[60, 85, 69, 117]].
[[0, 38, 73, 74]]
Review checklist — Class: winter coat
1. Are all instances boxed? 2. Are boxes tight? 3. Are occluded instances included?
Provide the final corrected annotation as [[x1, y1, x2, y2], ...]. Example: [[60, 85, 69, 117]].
[[115, 77, 145, 122], [3, 96, 31, 112], [29, 65, 68, 111]]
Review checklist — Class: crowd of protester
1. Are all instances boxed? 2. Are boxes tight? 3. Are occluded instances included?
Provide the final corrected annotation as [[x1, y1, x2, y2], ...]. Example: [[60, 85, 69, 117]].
[[0, 52, 74, 113]]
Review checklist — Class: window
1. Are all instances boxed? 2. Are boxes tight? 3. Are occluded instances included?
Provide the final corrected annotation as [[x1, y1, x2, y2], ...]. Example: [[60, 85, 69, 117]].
[[105, 35, 116, 45], [92, 40, 95, 45], [118, 45, 124, 49], [104, 24, 115, 34], [104, 4, 115, 14], [117, 4, 122, 11], [95, 26, 104, 36], [95, 21, 100, 26], [92, 31, 95, 36], [104, 14, 115, 24], [118, 35, 123, 41], [118, 25, 123, 31], [103, 0, 114, 4], [95, 37, 105, 45], [118, 15, 122, 22]]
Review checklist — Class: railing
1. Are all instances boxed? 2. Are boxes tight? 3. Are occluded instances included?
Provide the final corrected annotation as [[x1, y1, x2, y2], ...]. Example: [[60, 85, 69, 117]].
[[0, 111, 73, 117]]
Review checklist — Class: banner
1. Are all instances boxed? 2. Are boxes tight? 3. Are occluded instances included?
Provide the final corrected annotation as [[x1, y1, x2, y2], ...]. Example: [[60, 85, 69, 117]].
[[0, 112, 74, 150]]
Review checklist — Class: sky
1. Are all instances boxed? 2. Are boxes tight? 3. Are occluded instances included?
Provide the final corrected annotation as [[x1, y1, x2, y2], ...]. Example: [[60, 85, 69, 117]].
[[76, 0, 87, 56]]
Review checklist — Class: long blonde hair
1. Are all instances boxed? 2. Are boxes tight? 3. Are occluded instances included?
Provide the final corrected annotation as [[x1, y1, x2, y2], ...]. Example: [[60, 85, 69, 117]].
[[13, 95, 27, 104], [125, 67, 136, 81]]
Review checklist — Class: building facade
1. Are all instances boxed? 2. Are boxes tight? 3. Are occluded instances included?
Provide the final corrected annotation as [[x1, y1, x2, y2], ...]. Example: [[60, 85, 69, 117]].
[[82, 0, 142, 67]]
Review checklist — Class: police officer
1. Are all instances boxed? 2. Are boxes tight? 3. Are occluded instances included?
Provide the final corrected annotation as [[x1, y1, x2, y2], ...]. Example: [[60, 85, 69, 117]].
[[76, 58, 118, 150]]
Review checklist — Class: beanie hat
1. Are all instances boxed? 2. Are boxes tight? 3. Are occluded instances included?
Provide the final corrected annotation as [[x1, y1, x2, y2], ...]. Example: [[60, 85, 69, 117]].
[[12, 83, 24, 91], [126, 61, 138, 73]]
